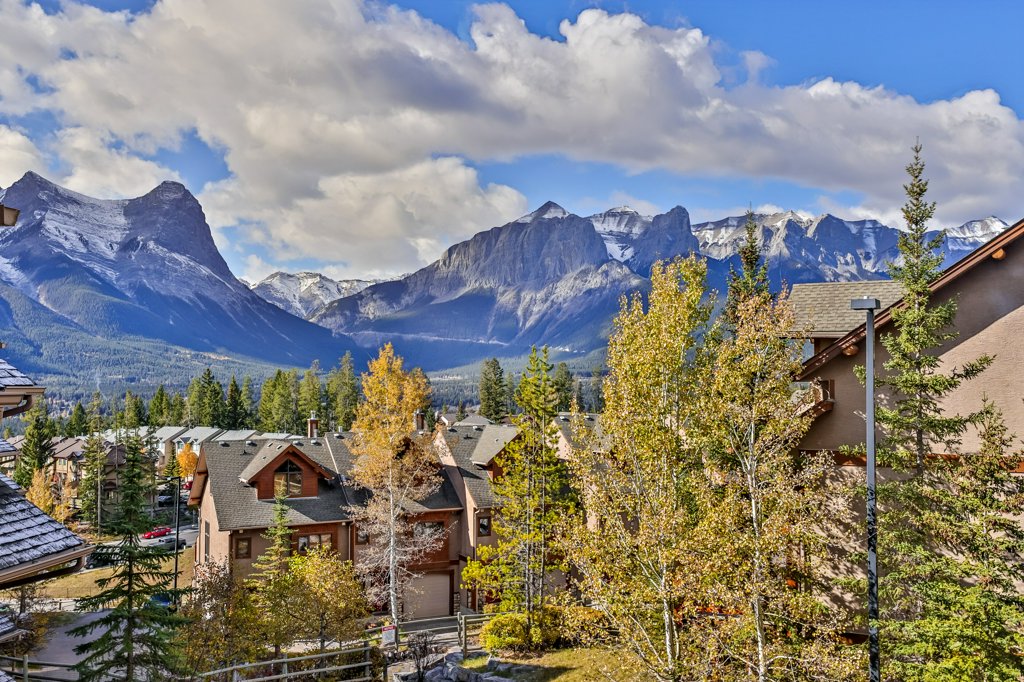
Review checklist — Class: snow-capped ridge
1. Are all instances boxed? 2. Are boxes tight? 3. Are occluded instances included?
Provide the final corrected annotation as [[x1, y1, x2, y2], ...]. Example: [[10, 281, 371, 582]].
[[517, 201, 569, 223]]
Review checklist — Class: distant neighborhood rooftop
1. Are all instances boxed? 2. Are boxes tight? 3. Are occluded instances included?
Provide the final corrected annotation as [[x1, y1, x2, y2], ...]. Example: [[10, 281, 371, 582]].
[[789, 280, 904, 338]]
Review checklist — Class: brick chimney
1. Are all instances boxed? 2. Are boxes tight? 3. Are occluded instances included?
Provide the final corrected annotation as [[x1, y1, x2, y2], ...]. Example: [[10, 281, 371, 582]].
[[307, 411, 319, 439]]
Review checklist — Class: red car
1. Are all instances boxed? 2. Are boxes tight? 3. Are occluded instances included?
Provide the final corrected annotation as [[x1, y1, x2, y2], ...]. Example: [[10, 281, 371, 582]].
[[142, 526, 172, 539], [182, 481, 193, 491]]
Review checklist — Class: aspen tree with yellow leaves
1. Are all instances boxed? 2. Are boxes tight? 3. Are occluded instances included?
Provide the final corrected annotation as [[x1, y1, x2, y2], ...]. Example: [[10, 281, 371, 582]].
[[348, 343, 443, 629]]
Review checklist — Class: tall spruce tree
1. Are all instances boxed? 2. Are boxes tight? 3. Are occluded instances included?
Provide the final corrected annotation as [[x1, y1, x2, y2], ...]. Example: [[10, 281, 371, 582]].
[[327, 352, 359, 431], [297, 361, 323, 427], [223, 375, 245, 430], [478, 358, 506, 422], [148, 385, 171, 427], [868, 143, 1024, 678], [72, 432, 183, 680], [724, 208, 770, 326], [14, 401, 55, 489], [168, 392, 186, 426], [246, 484, 296, 658], [463, 347, 573, 636], [77, 394, 107, 531], [551, 362, 574, 412], [120, 391, 146, 429], [240, 376, 256, 429], [65, 402, 89, 437]]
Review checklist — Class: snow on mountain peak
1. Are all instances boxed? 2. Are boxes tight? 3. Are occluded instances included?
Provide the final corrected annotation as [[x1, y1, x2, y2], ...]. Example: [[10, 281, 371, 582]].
[[588, 205, 654, 262], [517, 201, 569, 223]]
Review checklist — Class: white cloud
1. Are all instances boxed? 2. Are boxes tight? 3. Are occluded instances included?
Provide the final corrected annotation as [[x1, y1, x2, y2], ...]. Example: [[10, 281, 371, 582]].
[[239, 253, 278, 285], [0, 125, 46, 187], [54, 128, 181, 198], [0, 0, 1020, 275]]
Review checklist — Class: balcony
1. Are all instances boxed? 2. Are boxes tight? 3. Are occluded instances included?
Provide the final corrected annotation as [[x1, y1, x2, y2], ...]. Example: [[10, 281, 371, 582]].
[[793, 378, 834, 419]]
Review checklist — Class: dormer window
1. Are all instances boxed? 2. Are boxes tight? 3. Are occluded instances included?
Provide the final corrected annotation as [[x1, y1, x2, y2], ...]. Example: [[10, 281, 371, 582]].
[[274, 460, 303, 497]]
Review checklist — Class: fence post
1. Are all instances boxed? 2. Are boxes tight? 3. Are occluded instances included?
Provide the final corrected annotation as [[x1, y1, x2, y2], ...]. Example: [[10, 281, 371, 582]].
[[363, 639, 371, 681], [458, 613, 466, 659], [20, 653, 27, 682]]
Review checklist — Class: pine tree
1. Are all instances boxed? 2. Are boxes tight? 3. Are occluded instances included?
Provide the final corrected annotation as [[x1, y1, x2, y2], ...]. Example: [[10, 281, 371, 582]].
[[247, 484, 295, 657], [14, 401, 55, 489], [464, 347, 573, 637], [223, 376, 245, 430], [327, 352, 359, 431], [257, 371, 282, 432], [551, 362, 574, 412], [148, 385, 170, 428], [65, 402, 89, 437], [724, 208, 770, 326], [168, 392, 186, 425], [868, 143, 1024, 679], [78, 395, 108, 532], [240, 376, 256, 429], [72, 432, 183, 681], [120, 391, 146, 429], [297, 361, 323, 426], [478, 358, 506, 422]]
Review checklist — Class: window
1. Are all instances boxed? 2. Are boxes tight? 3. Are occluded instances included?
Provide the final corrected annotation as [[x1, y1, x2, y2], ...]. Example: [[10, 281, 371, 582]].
[[297, 533, 332, 553], [415, 521, 444, 539], [355, 527, 369, 545], [273, 460, 303, 497], [478, 515, 491, 537], [203, 521, 210, 561], [235, 536, 251, 560]]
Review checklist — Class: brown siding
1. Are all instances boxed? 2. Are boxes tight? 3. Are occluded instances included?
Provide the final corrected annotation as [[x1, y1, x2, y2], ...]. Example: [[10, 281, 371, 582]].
[[251, 454, 321, 500]]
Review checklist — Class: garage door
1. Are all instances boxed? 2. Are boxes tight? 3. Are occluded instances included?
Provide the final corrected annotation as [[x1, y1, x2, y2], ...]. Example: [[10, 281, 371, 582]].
[[405, 572, 451, 620]]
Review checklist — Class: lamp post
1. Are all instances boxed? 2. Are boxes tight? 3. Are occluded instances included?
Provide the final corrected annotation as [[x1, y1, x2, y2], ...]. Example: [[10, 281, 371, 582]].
[[851, 296, 881, 682]]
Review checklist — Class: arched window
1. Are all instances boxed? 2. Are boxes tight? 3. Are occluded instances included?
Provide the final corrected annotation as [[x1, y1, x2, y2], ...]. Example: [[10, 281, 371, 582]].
[[273, 460, 303, 497]]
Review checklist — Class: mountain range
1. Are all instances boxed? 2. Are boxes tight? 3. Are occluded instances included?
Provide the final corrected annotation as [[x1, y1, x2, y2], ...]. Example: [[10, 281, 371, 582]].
[[0, 172, 1006, 397], [0, 172, 357, 395]]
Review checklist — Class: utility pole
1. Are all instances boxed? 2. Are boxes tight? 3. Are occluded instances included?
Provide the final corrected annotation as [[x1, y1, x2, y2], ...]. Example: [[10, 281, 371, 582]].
[[852, 296, 881, 682]]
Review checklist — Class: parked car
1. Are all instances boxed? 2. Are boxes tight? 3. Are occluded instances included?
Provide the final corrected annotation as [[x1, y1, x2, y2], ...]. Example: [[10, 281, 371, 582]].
[[149, 592, 176, 611], [182, 480, 193, 491], [153, 535, 185, 550], [142, 526, 172, 539], [157, 495, 175, 507], [85, 549, 118, 569]]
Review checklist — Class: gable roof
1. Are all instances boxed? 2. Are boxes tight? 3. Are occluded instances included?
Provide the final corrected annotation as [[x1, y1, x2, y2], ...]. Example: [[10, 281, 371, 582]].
[[0, 472, 92, 588], [176, 427, 223, 444], [151, 426, 188, 442], [799, 215, 1024, 379], [0, 358, 44, 419], [215, 429, 259, 442], [442, 430, 498, 509], [554, 412, 608, 452], [238, 440, 335, 484], [464, 425, 519, 465], [193, 433, 462, 530], [789, 280, 904, 338]]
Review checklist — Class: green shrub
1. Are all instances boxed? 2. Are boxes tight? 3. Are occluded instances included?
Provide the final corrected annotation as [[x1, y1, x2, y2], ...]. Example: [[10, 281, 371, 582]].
[[480, 613, 531, 653]]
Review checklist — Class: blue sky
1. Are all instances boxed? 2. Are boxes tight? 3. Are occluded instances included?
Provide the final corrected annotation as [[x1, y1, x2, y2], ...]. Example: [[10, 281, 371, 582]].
[[2, 0, 1023, 280]]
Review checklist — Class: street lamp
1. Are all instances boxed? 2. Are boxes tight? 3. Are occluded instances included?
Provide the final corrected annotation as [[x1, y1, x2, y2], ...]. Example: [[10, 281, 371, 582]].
[[851, 296, 881, 682]]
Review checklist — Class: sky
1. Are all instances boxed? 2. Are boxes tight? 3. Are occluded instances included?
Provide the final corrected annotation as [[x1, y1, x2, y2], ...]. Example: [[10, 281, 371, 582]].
[[1, 0, 1023, 281]]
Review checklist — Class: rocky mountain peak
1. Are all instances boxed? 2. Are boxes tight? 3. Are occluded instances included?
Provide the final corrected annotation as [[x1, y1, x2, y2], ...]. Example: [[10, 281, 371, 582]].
[[517, 200, 569, 223]]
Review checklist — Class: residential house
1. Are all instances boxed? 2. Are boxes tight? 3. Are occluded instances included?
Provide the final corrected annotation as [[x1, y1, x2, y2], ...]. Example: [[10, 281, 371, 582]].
[[794, 215, 1024, 455], [433, 423, 519, 611], [174, 427, 224, 457], [188, 431, 465, 619], [150, 426, 189, 471]]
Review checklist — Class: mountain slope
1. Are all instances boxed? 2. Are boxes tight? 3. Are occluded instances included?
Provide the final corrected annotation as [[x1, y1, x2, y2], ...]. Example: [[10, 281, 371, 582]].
[[0, 172, 357, 391], [313, 202, 647, 362], [250, 271, 377, 318]]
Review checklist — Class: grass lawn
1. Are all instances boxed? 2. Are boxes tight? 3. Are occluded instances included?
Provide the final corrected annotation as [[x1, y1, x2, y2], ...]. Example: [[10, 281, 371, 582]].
[[466, 648, 653, 681], [38, 546, 195, 599]]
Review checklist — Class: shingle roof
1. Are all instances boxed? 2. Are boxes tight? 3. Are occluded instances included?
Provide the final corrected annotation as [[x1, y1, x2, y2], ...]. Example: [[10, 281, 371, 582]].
[[0, 472, 90, 586], [453, 414, 493, 427], [789, 280, 904, 338], [151, 426, 188, 442], [201, 434, 462, 530], [0, 438, 15, 454], [554, 413, 608, 452], [0, 608, 24, 644], [463, 425, 519, 466], [177, 427, 224, 443], [442, 430, 499, 509], [215, 429, 259, 442], [0, 359, 36, 388], [200, 436, 356, 531]]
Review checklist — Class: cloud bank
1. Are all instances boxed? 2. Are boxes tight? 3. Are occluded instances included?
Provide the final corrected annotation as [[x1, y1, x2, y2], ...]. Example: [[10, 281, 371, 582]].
[[0, 0, 1021, 278]]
